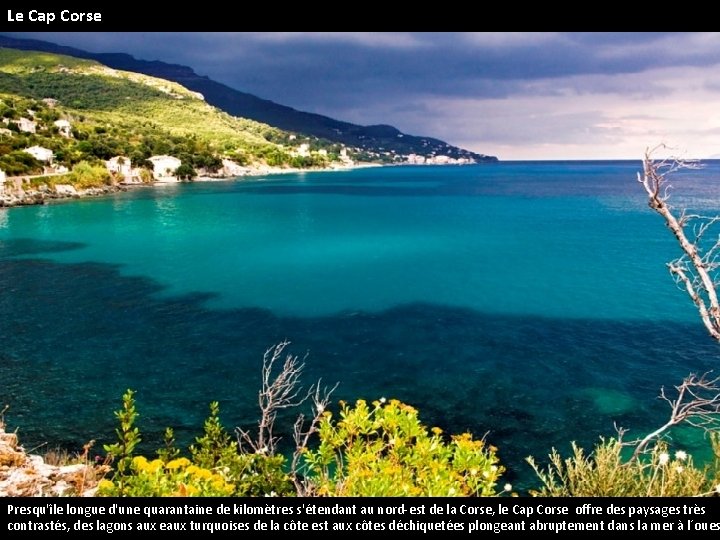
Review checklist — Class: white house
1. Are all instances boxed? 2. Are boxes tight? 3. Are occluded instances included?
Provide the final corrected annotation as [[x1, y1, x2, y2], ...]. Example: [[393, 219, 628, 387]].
[[339, 147, 354, 165], [295, 143, 310, 157], [106, 156, 133, 182], [149, 155, 181, 182], [0, 169, 6, 195], [14, 118, 36, 134], [24, 145, 54, 163], [54, 119, 72, 138]]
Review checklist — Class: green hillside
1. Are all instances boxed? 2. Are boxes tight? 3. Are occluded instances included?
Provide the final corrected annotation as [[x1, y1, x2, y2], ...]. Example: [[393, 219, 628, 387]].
[[0, 35, 497, 163], [0, 47, 336, 177]]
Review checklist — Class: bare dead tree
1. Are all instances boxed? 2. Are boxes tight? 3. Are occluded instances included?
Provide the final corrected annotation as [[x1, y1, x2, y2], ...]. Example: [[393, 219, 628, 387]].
[[632, 147, 720, 457], [632, 372, 720, 459], [237, 341, 308, 454], [638, 146, 720, 340], [291, 380, 337, 496], [236, 341, 337, 495]]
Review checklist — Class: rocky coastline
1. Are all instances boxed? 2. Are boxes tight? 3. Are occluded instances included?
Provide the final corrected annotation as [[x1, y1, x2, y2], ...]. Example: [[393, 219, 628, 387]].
[[0, 183, 126, 208], [0, 425, 104, 497], [0, 162, 381, 209]]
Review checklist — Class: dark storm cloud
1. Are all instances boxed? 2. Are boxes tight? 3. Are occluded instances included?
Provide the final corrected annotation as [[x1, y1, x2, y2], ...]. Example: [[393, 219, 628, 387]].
[[5, 32, 716, 108], [5, 32, 720, 158]]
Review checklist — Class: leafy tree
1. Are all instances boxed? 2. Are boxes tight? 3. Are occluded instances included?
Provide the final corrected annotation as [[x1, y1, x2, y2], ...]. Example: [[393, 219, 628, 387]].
[[0, 150, 41, 175], [175, 163, 196, 180]]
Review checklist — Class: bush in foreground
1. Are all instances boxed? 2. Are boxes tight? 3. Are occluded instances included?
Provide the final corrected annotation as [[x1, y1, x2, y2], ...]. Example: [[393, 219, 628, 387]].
[[302, 398, 504, 496], [99, 396, 293, 497], [97, 390, 504, 497], [527, 436, 720, 497]]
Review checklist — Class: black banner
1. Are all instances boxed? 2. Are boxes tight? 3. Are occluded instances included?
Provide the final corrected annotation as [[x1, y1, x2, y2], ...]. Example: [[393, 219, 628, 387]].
[[0, 7, 658, 31], [3, 498, 720, 535]]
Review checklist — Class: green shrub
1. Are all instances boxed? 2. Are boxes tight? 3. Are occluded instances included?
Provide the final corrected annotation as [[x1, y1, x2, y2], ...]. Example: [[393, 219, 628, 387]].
[[68, 161, 111, 188], [190, 401, 294, 497], [102, 389, 141, 496], [527, 437, 719, 497], [100, 397, 293, 497], [27, 174, 66, 189], [156, 427, 180, 463], [0, 149, 42, 175], [303, 398, 504, 496], [138, 168, 154, 184], [228, 453, 294, 497]]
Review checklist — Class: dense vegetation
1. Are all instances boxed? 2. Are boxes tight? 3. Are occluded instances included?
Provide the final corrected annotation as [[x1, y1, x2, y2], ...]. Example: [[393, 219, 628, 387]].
[[97, 391, 505, 497], [0, 48, 339, 178], [91, 386, 719, 497]]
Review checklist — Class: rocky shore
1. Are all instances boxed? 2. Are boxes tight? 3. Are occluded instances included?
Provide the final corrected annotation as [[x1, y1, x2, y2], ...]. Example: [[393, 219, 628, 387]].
[[0, 162, 380, 209], [0, 425, 105, 497], [0, 183, 127, 208]]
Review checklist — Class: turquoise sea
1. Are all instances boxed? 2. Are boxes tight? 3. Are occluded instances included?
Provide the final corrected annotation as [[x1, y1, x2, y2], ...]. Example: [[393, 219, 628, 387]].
[[1, 161, 719, 488]]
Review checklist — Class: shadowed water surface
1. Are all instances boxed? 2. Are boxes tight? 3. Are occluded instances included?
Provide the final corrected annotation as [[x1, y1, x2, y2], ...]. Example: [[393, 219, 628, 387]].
[[2, 162, 720, 489], [1, 247, 718, 487]]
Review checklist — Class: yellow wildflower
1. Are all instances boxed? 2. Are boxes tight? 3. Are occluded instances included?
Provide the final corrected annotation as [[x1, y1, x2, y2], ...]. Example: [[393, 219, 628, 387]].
[[146, 459, 164, 474], [132, 456, 148, 470], [166, 457, 191, 470], [193, 468, 213, 481], [97, 479, 115, 492]]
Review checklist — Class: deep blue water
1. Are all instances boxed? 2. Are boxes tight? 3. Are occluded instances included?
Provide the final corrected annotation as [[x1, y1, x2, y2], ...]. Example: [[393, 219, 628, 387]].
[[1, 161, 719, 489]]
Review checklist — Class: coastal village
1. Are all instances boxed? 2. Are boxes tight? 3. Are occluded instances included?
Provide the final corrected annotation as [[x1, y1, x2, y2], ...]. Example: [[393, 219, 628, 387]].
[[0, 104, 474, 208], [0, 113, 468, 209], [0, 109, 350, 207], [0, 43, 489, 209], [0, 98, 474, 207]]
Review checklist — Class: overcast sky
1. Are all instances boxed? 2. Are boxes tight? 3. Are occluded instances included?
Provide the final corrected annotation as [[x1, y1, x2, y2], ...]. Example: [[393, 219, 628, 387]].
[[6, 32, 720, 160]]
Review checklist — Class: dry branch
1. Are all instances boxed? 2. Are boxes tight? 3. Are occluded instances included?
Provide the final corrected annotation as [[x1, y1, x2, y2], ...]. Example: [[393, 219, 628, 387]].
[[291, 380, 337, 496], [634, 149, 720, 457], [632, 372, 720, 458], [237, 341, 312, 454], [638, 146, 720, 340], [236, 341, 337, 495]]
